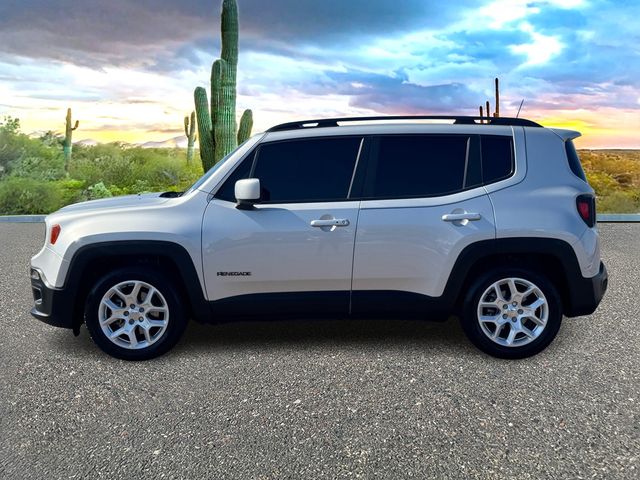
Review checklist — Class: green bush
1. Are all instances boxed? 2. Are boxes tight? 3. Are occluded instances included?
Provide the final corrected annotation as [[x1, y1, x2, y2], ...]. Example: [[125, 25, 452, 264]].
[[598, 191, 640, 214], [0, 118, 206, 214], [57, 179, 86, 205], [68, 145, 202, 193], [87, 182, 113, 199], [586, 171, 619, 197], [10, 154, 66, 181], [0, 177, 62, 214], [1, 117, 65, 179]]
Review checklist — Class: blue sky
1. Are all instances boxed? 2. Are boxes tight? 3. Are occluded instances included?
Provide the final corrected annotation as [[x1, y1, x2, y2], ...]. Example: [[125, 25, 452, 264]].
[[0, 0, 638, 147]]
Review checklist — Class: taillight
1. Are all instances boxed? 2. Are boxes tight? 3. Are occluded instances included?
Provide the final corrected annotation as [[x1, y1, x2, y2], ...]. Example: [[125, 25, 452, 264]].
[[50, 224, 61, 244], [576, 195, 596, 227]]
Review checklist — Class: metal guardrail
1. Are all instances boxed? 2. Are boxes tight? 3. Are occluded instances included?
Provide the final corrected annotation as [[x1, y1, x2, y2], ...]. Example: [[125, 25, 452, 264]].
[[2, 214, 640, 223]]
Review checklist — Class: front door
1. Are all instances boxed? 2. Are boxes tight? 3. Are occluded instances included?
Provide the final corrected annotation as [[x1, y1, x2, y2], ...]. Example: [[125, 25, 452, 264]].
[[202, 135, 364, 317]]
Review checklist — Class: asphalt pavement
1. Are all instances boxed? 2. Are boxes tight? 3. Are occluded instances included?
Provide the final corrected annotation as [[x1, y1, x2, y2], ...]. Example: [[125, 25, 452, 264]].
[[1, 223, 638, 479]]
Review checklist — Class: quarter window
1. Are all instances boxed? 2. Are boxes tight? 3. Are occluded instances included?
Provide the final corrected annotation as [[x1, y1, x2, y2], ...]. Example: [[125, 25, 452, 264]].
[[364, 135, 470, 198], [480, 135, 514, 184]]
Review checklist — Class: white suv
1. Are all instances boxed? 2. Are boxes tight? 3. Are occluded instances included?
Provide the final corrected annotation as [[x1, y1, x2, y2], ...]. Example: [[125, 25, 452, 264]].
[[30, 116, 608, 360]]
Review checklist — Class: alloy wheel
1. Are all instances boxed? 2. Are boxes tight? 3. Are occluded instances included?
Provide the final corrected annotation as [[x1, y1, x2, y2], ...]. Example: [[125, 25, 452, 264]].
[[98, 280, 169, 350], [476, 277, 549, 347]]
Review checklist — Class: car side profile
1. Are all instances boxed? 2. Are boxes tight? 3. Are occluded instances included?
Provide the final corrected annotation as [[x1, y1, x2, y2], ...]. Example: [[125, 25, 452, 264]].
[[30, 116, 608, 360]]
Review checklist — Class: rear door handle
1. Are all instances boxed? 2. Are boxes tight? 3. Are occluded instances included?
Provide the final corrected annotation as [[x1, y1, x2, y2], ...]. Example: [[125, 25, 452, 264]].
[[310, 218, 350, 227], [441, 212, 481, 222]]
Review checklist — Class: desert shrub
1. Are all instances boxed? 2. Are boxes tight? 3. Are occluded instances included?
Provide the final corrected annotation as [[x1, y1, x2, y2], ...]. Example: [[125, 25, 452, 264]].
[[68, 145, 202, 193], [598, 191, 640, 214], [586, 171, 619, 197], [68, 145, 132, 187], [57, 179, 86, 205], [86, 182, 113, 199], [0, 177, 62, 214], [1, 117, 65, 179], [581, 150, 640, 185], [10, 154, 66, 181], [0, 117, 206, 214]]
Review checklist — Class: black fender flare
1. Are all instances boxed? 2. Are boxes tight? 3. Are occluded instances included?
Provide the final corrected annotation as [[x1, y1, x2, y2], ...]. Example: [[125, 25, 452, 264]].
[[63, 240, 210, 330], [442, 237, 599, 317]]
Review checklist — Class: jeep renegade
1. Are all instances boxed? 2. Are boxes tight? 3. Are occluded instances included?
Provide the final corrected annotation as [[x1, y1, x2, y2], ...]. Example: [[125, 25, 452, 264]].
[[30, 116, 608, 360]]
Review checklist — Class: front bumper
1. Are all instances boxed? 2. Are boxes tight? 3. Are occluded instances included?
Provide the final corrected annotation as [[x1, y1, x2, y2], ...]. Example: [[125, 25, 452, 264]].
[[566, 261, 608, 317], [30, 268, 74, 329]]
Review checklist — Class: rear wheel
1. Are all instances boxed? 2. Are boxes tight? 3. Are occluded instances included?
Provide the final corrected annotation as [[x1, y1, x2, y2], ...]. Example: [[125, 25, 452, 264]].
[[84, 267, 187, 360], [461, 269, 562, 359]]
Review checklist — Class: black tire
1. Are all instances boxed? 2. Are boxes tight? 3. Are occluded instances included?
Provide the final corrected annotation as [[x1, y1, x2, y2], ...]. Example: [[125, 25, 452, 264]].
[[461, 268, 563, 359], [84, 267, 188, 360]]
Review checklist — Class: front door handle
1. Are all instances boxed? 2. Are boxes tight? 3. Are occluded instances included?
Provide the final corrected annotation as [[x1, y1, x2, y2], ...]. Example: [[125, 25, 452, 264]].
[[442, 212, 481, 222], [310, 218, 350, 227]]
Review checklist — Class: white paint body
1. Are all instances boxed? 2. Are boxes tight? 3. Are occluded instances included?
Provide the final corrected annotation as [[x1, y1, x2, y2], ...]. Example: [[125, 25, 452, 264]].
[[31, 123, 601, 305]]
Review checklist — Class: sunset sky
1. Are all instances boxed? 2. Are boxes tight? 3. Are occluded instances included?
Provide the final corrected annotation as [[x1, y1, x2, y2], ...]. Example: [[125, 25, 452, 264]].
[[0, 0, 638, 148]]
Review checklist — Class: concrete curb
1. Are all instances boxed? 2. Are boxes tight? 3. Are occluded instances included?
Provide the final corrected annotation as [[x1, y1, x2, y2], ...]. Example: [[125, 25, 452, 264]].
[[0, 215, 46, 223], [1, 214, 639, 223], [597, 214, 640, 222]]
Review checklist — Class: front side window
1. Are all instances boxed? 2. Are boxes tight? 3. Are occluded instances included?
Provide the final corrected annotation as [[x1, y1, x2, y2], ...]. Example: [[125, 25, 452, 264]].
[[215, 151, 255, 202], [252, 137, 362, 203], [363, 135, 470, 199], [186, 134, 262, 194]]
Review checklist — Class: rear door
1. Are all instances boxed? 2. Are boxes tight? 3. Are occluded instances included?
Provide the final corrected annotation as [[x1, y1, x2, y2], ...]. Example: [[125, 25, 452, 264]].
[[351, 133, 498, 315], [202, 135, 364, 317]]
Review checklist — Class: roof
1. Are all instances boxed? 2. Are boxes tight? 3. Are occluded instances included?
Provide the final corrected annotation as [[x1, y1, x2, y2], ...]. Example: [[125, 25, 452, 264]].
[[266, 115, 542, 133]]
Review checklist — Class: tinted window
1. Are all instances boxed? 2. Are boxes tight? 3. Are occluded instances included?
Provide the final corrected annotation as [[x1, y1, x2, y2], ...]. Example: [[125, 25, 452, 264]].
[[481, 135, 514, 184], [253, 137, 362, 203], [565, 140, 587, 181], [365, 135, 469, 198], [215, 151, 255, 202]]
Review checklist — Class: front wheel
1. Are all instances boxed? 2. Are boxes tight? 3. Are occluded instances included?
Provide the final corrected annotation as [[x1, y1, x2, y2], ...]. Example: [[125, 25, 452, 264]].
[[84, 267, 187, 360], [461, 269, 563, 359]]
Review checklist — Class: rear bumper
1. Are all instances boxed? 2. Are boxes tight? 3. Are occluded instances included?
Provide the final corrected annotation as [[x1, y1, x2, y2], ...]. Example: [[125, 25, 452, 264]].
[[30, 268, 74, 329], [565, 261, 608, 317]]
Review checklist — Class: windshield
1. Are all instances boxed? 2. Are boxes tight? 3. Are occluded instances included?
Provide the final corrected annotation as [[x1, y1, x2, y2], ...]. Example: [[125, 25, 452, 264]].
[[184, 133, 264, 194]]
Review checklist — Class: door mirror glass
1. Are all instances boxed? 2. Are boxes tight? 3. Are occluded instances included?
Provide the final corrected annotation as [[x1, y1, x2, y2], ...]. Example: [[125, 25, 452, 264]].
[[234, 178, 261, 208]]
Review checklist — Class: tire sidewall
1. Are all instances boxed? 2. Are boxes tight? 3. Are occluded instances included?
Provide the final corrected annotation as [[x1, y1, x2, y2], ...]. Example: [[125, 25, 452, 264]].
[[85, 267, 187, 360], [461, 268, 563, 359]]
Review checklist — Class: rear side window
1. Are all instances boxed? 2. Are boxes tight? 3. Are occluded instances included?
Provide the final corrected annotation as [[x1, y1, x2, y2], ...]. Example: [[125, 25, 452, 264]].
[[252, 137, 362, 203], [364, 135, 470, 198], [565, 140, 587, 181], [481, 135, 514, 184]]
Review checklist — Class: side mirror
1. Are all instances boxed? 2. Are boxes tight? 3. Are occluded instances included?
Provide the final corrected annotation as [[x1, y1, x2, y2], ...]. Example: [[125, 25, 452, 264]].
[[234, 178, 261, 209]]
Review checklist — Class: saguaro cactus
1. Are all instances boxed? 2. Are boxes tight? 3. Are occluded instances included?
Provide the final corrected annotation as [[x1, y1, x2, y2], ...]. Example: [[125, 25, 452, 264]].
[[478, 77, 501, 122], [494, 78, 500, 117], [194, 0, 253, 171], [237, 109, 253, 145], [184, 111, 197, 164], [63, 108, 79, 164]]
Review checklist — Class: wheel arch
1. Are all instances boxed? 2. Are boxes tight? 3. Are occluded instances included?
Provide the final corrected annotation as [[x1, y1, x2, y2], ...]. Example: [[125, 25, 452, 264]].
[[64, 241, 210, 333], [444, 237, 585, 316]]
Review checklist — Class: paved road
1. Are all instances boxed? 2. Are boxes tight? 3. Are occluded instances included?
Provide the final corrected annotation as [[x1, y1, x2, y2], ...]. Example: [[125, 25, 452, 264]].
[[1, 223, 638, 479]]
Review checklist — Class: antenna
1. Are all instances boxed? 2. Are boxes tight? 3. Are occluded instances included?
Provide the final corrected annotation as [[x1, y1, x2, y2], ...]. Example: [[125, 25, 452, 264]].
[[516, 99, 525, 118]]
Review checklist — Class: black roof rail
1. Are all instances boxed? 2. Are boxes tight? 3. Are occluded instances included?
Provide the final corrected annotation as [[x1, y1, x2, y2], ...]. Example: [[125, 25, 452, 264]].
[[266, 115, 542, 132]]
